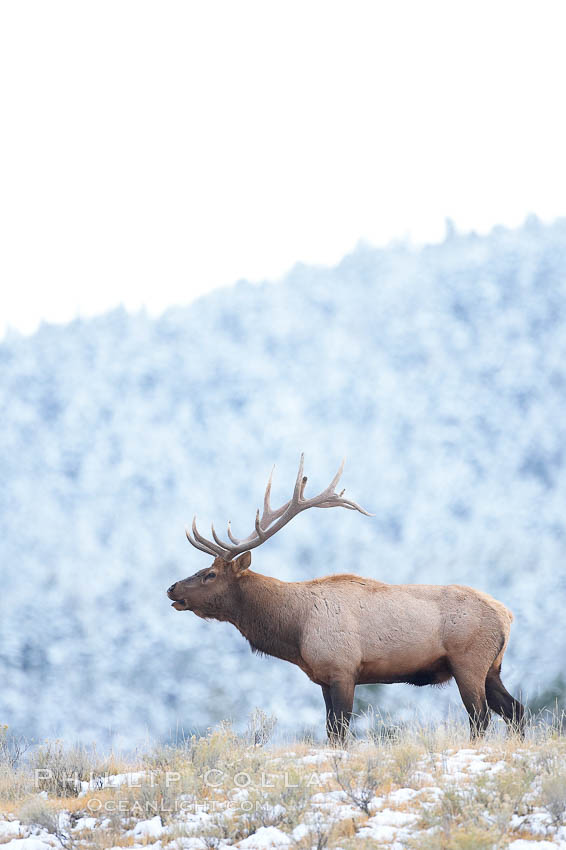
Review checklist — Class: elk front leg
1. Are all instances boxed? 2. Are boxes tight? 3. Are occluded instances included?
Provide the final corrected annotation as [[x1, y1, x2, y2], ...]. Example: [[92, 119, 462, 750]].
[[321, 685, 334, 740], [323, 679, 355, 745]]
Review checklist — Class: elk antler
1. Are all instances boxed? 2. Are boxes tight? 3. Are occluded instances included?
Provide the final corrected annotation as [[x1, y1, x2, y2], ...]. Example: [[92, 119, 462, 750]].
[[185, 454, 373, 561]]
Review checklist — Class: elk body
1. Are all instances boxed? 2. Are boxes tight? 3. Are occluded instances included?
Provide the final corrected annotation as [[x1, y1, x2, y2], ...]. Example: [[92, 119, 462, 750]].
[[167, 456, 524, 742]]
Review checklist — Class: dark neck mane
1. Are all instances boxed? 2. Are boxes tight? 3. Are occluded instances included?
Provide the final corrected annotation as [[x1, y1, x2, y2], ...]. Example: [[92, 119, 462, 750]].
[[227, 572, 303, 663]]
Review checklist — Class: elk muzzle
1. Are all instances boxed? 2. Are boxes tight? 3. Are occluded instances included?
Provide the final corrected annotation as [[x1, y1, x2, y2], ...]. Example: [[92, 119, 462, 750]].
[[167, 582, 190, 611]]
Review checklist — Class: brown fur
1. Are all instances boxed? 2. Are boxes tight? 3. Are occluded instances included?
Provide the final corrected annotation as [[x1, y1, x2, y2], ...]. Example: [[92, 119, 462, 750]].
[[167, 554, 524, 742]]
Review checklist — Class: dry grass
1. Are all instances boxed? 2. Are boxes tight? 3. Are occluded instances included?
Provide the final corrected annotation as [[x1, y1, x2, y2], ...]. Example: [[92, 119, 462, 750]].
[[0, 711, 565, 848]]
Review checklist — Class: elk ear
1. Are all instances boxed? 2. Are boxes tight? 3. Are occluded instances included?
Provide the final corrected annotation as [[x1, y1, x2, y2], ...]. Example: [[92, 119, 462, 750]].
[[231, 551, 252, 575]]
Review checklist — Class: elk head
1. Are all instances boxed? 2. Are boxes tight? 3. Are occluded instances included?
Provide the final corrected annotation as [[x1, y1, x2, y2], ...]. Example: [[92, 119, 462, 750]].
[[167, 453, 372, 617], [167, 552, 251, 619]]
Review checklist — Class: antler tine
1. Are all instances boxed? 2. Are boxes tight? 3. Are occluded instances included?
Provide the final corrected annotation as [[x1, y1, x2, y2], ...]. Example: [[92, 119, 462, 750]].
[[256, 465, 292, 529], [265, 504, 293, 528], [261, 466, 275, 524], [316, 495, 374, 516], [254, 509, 266, 541], [211, 522, 233, 551], [185, 525, 220, 557], [326, 457, 345, 496], [292, 453, 305, 503], [191, 516, 227, 558], [227, 520, 240, 545]]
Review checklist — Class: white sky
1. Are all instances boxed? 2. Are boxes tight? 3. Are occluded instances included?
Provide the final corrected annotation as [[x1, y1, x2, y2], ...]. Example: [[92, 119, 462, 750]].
[[1, 1, 566, 337]]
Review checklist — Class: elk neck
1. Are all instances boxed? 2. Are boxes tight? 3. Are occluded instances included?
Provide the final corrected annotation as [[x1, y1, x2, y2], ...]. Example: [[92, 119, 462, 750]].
[[228, 570, 304, 663]]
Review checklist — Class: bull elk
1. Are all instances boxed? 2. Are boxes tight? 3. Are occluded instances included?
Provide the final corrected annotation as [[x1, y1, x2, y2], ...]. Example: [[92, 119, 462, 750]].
[[167, 455, 524, 742]]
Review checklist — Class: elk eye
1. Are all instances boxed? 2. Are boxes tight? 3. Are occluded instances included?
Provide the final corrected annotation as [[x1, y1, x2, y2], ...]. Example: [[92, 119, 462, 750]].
[[204, 571, 216, 581]]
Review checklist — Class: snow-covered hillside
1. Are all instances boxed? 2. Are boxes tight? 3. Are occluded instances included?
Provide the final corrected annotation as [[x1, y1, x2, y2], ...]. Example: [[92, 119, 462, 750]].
[[1, 218, 566, 744], [1, 724, 566, 848]]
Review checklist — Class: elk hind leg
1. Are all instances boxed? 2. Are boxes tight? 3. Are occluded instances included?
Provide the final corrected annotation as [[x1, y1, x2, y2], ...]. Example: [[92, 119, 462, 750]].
[[485, 667, 525, 738], [452, 666, 491, 740]]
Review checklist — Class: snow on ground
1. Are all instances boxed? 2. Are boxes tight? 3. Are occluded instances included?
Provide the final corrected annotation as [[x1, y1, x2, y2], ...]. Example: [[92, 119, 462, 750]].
[[2, 743, 566, 848], [0, 821, 24, 838]]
